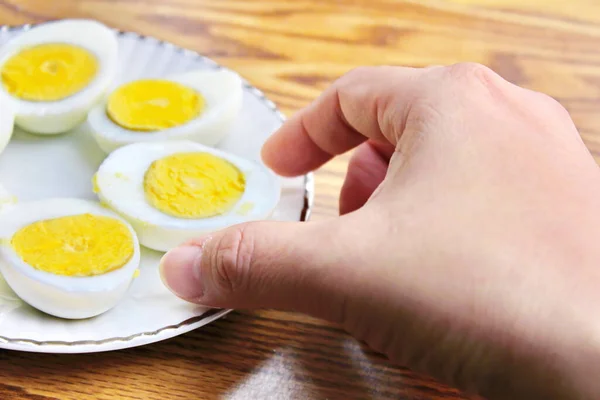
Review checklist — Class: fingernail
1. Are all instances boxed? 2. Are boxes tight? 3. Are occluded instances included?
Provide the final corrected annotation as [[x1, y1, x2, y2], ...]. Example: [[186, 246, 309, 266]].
[[159, 245, 204, 300]]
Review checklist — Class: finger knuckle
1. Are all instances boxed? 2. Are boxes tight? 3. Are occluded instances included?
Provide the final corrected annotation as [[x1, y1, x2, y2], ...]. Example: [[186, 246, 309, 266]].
[[209, 225, 254, 295], [339, 66, 384, 87], [534, 92, 569, 116], [445, 62, 499, 88], [345, 66, 378, 80]]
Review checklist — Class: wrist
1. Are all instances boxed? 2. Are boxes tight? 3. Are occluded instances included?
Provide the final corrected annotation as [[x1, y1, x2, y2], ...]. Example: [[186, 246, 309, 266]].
[[556, 317, 600, 399], [495, 280, 600, 399]]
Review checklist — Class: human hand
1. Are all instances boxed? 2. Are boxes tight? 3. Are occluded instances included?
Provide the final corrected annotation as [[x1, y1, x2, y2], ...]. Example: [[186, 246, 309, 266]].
[[160, 63, 600, 399]]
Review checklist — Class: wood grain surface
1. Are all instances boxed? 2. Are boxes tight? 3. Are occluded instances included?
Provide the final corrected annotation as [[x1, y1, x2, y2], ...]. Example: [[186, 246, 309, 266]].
[[0, 0, 598, 399]]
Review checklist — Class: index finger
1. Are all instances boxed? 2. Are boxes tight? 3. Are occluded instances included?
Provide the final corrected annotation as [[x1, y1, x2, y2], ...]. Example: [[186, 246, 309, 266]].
[[261, 63, 518, 177], [260, 66, 424, 177]]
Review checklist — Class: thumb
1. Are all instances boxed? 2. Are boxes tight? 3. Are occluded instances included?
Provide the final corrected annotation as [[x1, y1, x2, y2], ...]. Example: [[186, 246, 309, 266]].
[[159, 220, 349, 321]]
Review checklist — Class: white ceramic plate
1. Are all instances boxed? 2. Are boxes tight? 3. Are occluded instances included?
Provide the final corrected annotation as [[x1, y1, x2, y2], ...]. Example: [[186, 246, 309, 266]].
[[0, 23, 313, 354]]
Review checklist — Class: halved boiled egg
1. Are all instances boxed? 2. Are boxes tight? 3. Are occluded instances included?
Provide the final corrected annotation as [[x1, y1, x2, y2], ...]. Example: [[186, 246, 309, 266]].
[[0, 19, 118, 134], [87, 69, 243, 153], [0, 96, 15, 155], [93, 140, 280, 252], [0, 197, 141, 319]]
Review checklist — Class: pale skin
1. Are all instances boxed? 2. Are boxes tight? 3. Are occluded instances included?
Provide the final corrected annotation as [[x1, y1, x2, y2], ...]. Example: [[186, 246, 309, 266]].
[[159, 63, 600, 399]]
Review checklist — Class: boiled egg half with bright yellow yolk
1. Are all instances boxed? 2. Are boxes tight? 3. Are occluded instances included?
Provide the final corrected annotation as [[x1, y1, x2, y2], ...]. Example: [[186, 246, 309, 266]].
[[87, 69, 243, 153], [0, 197, 141, 319], [93, 140, 280, 252], [0, 19, 118, 134]]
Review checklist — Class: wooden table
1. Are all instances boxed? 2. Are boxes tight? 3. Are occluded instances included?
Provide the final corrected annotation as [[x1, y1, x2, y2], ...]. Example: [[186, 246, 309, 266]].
[[0, 0, 598, 398]]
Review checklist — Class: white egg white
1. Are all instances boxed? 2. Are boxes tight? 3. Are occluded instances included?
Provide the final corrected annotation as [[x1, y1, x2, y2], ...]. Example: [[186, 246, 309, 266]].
[[0, 97, 15, 155], [94, 140, 281, 252], [87, 69, 243, 153], [0, 197, 141, 319], [0, 19, 119, 134], [0, 181, 16, 211]]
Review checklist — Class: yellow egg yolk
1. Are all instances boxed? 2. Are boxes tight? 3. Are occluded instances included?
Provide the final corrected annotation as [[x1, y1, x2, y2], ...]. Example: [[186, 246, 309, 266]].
[[11, 213, 134, 277], [144, 152, 246, 218], [106, 80, 205, 131], [1, 43, 98, 101]]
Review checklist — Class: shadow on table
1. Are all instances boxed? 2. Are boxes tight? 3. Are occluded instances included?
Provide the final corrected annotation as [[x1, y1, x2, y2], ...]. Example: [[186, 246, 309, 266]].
[[0, 310, 469, 399]]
